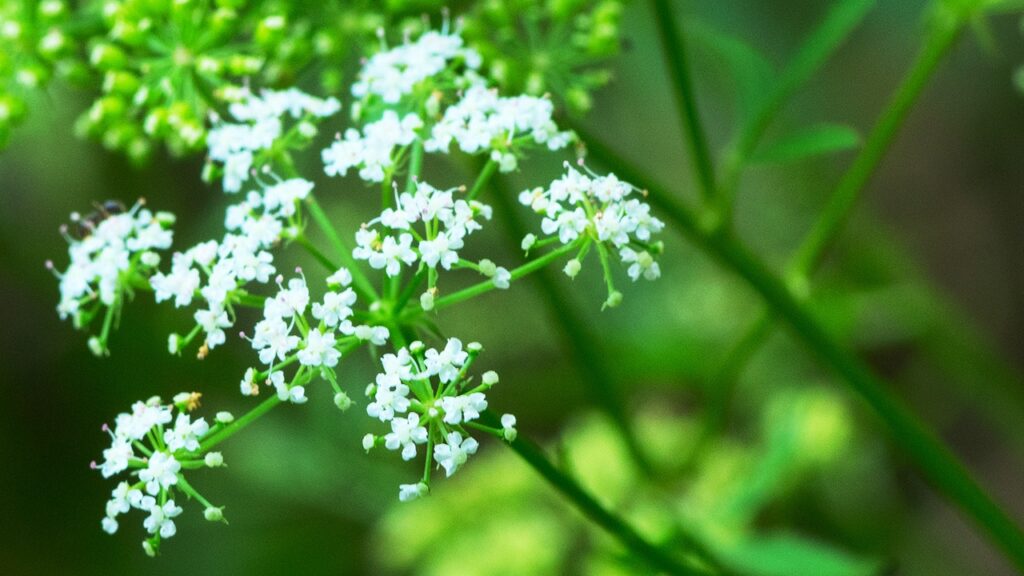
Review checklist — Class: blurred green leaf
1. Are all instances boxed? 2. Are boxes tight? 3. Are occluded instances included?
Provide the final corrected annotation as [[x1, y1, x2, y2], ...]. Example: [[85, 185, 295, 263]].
[[750, 124, 861, 164], [685, 20, 776, 128], [718, 533, 883, 576]]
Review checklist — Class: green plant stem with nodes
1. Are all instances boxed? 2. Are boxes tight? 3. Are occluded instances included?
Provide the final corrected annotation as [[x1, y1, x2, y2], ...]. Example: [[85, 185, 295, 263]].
[[650, 0, 718, 207], [581, 133, 1024, 571]]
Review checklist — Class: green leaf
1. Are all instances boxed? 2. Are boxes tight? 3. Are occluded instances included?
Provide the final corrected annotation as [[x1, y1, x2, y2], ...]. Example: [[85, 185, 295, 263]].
[[684, 20, 776, 129], [719, 533, 884, 576], [750, 123, 861, 164]]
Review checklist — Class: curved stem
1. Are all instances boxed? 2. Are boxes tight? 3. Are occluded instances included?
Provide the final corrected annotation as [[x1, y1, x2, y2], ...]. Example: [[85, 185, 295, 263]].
[[292, 234, 338, 272], [479, 412, 706, 575]]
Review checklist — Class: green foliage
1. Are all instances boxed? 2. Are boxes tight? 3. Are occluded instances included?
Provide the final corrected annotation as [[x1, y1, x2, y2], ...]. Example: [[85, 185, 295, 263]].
[[749, 124, 861, 165]]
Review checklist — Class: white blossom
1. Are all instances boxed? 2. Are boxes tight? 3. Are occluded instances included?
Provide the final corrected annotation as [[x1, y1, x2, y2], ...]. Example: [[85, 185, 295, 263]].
[[433, 432, 479, 477]]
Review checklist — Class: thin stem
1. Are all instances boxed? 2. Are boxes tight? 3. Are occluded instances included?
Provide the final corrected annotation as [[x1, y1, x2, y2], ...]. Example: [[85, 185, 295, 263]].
[[404, 239, 580, 317], [292, 234, 338, 272], [465, 158, 498, 201], [305, 195, 379, 302], [650, 0, 717, 205], [479, 412, 704, 575], [582, 138, 1024, 571], [789, 15, 963, 279], [199, 394, 281, 452]]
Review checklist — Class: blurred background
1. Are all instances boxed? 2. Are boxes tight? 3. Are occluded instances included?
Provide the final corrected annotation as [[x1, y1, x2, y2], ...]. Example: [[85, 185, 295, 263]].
[[1, 0, 1022, 574]]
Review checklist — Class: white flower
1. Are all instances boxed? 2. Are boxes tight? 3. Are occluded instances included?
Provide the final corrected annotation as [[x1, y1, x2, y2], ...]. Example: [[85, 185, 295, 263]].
[[423, 338, 469, 383], [326, 267, 353, 287], [163, 413, 210, 453], [384, 413, 429, 461], [439, 393, 488, 425], [398, 482, 429, 502], [252, 317, 300, 365], [270, 371, 307, 404], [418, 230, 463, 270], [501, 413, 518, 442], [433, 432, 479, 477], [101, 516, 119, 534], [353, 324, 390, 345], [143, 500, 183, 539], [619, 247, 661, 281], [311, 289, 356, 327], [263, 178, 313, 217], [138, 452, 181, 495], [298, 328, 341, 368], [353, 29, 479, 104], [113, 401, 173, 441], [240, 367, 258, 396], [366, 373, 410, 422], [493, 266, 511, 289], [100, 438, 133, 478], [194, 306, 231, 349]]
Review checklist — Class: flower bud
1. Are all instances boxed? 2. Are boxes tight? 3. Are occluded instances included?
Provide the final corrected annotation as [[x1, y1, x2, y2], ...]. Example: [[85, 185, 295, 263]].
[[477, 258, 497, 277], [215, 411, 234, 424], [334, 391, 352, 411], [204, 507, 225, 522], [479, 370, 499, 388], [362, 434, 375, 452], [563, 258, 582, 278], [140, 251, 160, 267], [204, 452, 224, 467], [501, 413, 518, 442], [521, 233, 537, 252], [419, 290, 435, 311], [604, 290, 623, 309], [167, 333, 180, 354], [88, 336, 105, 357]]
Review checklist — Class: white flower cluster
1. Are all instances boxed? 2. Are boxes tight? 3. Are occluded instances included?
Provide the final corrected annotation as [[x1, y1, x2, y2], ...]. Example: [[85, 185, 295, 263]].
[[520, 164, 665, 282], [322, 27, 572, 185], [353, 180, 509, 296], [50, 202, 174, 351], [321, 110, 423, 182], [362, 338, 517, 501], [426, 84, 573, 172], [95, 394, 230, 556], [151, 178, 315, 354], [239, 268, 388, 404], [207, 87, 341, 192], [352, 29, 482, 104]]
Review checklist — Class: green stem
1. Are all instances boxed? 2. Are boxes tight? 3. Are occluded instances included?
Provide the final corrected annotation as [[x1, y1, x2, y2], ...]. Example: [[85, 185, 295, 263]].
[[688, 6, 969, 466], [650, 0, 717, 205], [304, 195, 379, 302], [405, 139, 424, 194], [466, 158, 498, 201], [292, 234, 338, 272], [406, 239, 580, 317], [789, 14, 963, 279], [480, 412, 704, 575], [582, 138, 1024, 571], [199, 395, 281, 452]]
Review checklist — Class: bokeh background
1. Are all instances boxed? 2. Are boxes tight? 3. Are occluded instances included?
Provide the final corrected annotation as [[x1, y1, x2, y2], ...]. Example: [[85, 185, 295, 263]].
[[1, 1, 1023, 574]]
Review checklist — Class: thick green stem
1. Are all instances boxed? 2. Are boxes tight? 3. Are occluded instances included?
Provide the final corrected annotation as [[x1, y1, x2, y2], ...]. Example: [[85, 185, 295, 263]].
[[305, 195, 379, 302], [650, 0, 717, 205], [466, 158, 498, 201], [582, 138, 1024, 571], [480, 412, 705, 575]]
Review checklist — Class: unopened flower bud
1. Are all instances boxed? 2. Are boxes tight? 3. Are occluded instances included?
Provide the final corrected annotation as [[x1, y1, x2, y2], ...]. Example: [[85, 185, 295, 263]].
[[604, 290, 623, 309], [334, 391, 352, 411], [215, 411, 234, 424], [167, 333, 180, 354], [419, 291, 435, 311], [563, 258, 582, 278], [362, 433, 375, 452], [204, 452, 224, 467], [478, 259, 497, 277], [204, 507, 225, 522], [482, 370, 499, 386], [521, 233, 537, 252]]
